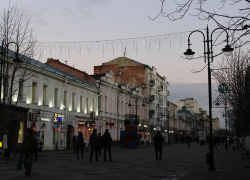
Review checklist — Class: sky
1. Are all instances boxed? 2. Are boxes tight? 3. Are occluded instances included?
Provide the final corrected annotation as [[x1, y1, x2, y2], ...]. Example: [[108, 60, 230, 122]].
[[1, 0, 248, 128]]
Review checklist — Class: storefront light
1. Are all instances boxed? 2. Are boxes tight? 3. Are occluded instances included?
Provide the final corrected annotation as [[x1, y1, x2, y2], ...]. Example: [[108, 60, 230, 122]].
[[79, 129, 80, 131], [89, 129, 90, 130], [0, 142, 2, 147]]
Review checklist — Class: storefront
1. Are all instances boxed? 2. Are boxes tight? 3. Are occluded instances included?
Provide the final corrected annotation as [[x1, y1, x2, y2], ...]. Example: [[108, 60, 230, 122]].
[[53, 113, 67, 149]]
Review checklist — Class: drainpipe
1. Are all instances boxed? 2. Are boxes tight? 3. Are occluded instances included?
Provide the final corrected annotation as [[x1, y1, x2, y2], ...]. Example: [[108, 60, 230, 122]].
[[117, 90, 120, 143]]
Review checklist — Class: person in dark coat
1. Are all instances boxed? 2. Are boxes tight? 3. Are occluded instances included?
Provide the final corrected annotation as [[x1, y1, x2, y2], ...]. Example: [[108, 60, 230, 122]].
[[89, 129, 100, 162], [186, 135, 190, 148], [101, 129, 113, 162], [76, 132, 84, 159], [153, 131, 164, 160], [98, 133, 102, 156], [73, 136, 76, 153], [21, 128, 38, 177]]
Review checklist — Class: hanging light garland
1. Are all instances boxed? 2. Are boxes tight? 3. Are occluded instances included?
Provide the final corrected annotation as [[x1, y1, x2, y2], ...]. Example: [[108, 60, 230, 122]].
[[35, 30, 201, 58]]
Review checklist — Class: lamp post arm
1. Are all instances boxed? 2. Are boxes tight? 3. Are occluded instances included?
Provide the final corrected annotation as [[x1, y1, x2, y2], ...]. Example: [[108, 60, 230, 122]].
[[188, 30, 207, 63], [210, 28, 230, 63], [5, 41, 19, 57]]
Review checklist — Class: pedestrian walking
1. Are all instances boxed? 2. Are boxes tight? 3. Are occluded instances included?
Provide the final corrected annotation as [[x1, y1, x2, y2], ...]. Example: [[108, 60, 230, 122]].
[[181, 136, 184, 144], [101, 129, 113, 162], [98, 133, 102, 156], [32, 131, 41, 161], [73, 136, 76, 153], [89, 129, 100, 162], [21, 128, 38, 177], [186, 135, 190, 148], [76, 132, 84, 159], [153, 131, 164, 160]]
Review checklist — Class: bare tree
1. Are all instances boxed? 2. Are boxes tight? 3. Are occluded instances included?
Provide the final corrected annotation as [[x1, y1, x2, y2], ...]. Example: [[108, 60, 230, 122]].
[[150, 0, 250, 46], [0, 4, 38, 157], [213, 46, 250, 136]]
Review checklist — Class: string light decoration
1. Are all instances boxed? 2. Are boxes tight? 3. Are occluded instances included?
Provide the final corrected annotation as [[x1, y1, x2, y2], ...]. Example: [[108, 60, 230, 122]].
[[35, 30, 196, 58]]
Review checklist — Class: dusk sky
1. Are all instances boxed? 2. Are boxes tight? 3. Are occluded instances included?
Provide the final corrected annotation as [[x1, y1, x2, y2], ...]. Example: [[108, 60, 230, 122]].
[[1, 0, 247, 128]]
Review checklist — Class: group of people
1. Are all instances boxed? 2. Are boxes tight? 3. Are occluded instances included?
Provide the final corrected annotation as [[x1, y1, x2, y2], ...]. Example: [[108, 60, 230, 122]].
[[74, 129, 113, 162]]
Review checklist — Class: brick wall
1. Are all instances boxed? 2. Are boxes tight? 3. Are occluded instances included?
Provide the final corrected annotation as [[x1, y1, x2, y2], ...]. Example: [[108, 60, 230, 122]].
[[94, 64, 147, 88], [46, 58, 95, 84]]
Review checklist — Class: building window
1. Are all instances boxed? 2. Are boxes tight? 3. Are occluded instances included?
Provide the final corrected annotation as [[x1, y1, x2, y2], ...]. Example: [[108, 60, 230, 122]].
[[64, 91, 67, 106], [80, 96, 83, 112], [32, 82, 37, 102], [86, 98, 89, 113], [42, 85, 47, 105], [105, 97, 107, 111], [54, 88, 58, 107], [18, 79, 24, 101], [72, 93, 75, 110]]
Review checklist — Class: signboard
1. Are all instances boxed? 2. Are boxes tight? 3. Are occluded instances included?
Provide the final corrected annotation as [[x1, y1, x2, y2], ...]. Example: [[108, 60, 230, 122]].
[[199, 130, 206, 142], [42, 118, 49, 122], [53, 124, 58, 129], [53, 113, 64, 124], [218, 83, 229, 94]]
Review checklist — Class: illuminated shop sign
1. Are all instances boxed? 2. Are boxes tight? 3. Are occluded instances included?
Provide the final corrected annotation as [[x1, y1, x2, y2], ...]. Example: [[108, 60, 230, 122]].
[[42, 118, 49, 121], [53, 113, 64, 122]]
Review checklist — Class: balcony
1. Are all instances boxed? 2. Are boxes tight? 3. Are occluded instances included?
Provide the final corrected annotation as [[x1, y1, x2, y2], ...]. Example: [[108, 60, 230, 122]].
[[158, 99, 163, 105], [149, 79, 155, 86], [149, 95, 155, 101], [167, 91, 170, 96], [149, 110, 155, 116], [157, 85, 163, 91], [157, 112, 163, 116]]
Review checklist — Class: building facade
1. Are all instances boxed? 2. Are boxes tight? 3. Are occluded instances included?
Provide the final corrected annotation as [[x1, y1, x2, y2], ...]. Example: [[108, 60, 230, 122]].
[[177, 98, 200, 112], [11, 56, 100, 151], [94, 57, 169, 143]]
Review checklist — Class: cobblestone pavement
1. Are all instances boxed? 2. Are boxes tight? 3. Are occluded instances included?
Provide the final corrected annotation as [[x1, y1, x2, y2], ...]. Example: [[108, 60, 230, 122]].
[[0, 142, 249, 180]]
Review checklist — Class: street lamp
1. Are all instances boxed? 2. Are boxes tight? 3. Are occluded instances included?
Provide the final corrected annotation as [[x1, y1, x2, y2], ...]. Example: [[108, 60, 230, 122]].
[[167, 115, 170, 145], [128, 93, 145, 134], [184, 26, 234, 172]]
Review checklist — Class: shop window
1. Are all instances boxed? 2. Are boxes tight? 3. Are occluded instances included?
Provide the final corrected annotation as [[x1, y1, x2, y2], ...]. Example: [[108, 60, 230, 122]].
[[54, 88, 58, 107], [18, 79, 24, 101], [42, 85, 47, 105], [18, 121, 24, 143]]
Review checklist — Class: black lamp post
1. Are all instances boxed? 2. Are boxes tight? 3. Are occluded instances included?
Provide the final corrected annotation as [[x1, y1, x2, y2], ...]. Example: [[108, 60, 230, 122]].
[[167, 115, 170, 145], [128, 93, 145, 135], [184, 26, 234, 172]]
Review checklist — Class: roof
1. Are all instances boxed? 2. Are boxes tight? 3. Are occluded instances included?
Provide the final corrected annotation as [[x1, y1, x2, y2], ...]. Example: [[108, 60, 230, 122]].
[[104, 57, 148, 66], [177, 106, 193, 117], [1, 46, 99, 90]]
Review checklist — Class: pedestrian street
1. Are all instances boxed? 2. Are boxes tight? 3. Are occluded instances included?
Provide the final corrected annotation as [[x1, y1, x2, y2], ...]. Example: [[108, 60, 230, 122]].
[[0, 142, 249, 180]]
